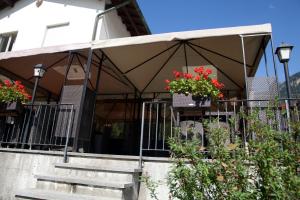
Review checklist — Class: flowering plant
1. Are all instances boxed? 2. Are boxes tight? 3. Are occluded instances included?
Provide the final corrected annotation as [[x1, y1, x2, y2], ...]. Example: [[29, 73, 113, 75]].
[[165, 66, 224, 99], [0, 80, 31, 103]]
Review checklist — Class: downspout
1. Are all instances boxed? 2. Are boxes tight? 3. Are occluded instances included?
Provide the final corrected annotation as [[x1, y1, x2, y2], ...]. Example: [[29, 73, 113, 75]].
[[92, 0, 133, 41]]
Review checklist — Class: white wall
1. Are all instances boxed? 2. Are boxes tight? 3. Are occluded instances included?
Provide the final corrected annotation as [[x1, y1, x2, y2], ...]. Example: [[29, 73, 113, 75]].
[[0, 0, 130, 51]]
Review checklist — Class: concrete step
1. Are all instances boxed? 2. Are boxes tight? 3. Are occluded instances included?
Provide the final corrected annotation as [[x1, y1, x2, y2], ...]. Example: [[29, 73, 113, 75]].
[[53, 163, 141, 183], [55, 163, 142, 173], [35, 174, 134, 198], [68, 155, 139, 170], [15, 188, 119, 200], [35, 174, 133, 189]]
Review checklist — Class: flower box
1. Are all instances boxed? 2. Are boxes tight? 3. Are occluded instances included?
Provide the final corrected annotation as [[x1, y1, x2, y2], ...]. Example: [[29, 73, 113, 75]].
[[0, 101, 23, 115], [172, 93, 211, 108]]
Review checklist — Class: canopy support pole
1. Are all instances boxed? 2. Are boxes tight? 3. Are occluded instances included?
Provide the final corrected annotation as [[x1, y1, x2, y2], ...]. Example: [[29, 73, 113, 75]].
[[75, 53, 95, 90], [59, 52, 75, 101], [187, 42, 242, 89], [263, 47, 269, 77], [73, 48, 93, 151], [270, 34, 280, 97], [183, 42, 189, 73], [88, 53, 105, 151], [240, 35, 249, 100]]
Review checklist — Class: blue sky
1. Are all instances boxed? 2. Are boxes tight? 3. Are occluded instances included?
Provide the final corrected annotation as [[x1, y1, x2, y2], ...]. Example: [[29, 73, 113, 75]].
[[137, 0, 300, 82]]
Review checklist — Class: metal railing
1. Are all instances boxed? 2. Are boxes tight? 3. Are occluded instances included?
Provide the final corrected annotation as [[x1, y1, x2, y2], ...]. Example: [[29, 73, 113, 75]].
[[0, 103, 74, 162], [139, 98, 300, 167], [139, 100, 177, 167]]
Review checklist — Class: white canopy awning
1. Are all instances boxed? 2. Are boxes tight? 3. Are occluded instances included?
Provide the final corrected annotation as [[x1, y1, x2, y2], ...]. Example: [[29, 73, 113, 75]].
[[0, 24, 272, 97], [92, 23, 272, 94]]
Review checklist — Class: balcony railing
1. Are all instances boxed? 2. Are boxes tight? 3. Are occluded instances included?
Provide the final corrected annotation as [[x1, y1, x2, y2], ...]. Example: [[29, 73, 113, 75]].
[[0, 103, 74, 161], [139, 98, 300, 167]]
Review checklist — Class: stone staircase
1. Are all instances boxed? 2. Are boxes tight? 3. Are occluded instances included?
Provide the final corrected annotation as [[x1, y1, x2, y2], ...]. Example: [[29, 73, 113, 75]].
[[15, 160, 142, 200]]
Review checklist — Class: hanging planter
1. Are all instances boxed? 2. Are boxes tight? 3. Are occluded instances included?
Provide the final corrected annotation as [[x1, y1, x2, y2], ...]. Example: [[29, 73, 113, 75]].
[[0, 80, 31, 115], [165, 66, 224, 108], [172, 93, 211, 108]]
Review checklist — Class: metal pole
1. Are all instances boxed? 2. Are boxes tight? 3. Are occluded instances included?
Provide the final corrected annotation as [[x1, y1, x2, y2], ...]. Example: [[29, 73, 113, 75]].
[[270, 35, 280, 96], [92, 0, 132, 40], [21, 77, 39, 148], [283, 62, 292, 100], [240, 35, 249, 100], [139, 102, 145, 168], [31, 78, 39, 104], [263, 49, 269, 77], [63, 104, 74, 163], [73, 49, 93, 151]]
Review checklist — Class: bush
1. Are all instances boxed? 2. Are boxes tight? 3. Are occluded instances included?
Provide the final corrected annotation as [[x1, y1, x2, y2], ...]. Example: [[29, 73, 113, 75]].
[[142, 109, 300, 200]]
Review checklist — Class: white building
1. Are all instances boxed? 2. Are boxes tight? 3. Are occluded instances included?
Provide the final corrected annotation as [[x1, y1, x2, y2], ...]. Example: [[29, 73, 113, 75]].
[[0, 0, 150, 52]]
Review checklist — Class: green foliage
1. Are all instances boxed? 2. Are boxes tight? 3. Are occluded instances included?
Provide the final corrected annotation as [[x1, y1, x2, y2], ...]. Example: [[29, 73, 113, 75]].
[[0, 80, 31, 103], [142, 108, 300, 200], [140, 175, 160, 200]]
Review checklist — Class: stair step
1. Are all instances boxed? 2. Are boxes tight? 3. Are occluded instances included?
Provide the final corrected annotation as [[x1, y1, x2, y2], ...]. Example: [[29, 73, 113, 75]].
[[15, 188, 119, 200], [55, 163, 142, 173], [35, 175, 134, 189]]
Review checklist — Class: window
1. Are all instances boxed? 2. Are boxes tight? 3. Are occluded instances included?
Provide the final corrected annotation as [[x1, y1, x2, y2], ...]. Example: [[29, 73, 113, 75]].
[[42, 22, 70, 47], [0, 32, 17, 52]]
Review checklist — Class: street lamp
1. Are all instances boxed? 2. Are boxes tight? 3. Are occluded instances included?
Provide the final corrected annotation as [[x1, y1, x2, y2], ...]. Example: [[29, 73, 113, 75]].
[[22, 64, 46, 148], [275, 43, 293, 100], [31, 64, 46, 104]]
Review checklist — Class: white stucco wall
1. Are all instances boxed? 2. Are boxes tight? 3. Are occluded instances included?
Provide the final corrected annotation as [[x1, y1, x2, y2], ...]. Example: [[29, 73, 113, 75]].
[[0, 0, 130, 51]]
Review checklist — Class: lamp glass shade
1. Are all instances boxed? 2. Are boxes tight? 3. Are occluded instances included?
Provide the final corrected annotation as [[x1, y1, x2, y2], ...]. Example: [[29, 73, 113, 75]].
[[277, 47, 292, 62], [34, 64, 46, 77]]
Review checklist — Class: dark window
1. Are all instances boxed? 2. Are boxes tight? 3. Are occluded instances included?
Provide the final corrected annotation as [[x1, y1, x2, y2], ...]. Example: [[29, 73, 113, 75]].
[[0, 32, 17, 52]]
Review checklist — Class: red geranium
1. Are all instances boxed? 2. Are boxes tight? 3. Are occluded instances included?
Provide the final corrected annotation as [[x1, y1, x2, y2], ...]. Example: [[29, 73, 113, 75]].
[[0, 80, 31, 103], [165, 66, 224, 99]]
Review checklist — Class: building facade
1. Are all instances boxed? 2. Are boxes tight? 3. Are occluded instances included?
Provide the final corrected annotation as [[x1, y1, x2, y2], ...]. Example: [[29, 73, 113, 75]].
[[0, 0, 149, 52]]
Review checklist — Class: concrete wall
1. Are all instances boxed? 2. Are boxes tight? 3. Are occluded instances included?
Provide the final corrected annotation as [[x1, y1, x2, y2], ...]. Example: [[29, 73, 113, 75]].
[[0, 0, 130, 51], [0, 149, 171, 200]]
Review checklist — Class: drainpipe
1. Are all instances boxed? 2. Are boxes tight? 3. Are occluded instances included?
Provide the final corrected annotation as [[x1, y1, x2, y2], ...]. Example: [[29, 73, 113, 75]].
[[92, 0, 132, 41]]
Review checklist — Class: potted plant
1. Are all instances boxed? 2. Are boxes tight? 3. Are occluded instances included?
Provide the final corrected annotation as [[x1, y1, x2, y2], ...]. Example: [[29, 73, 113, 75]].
[[0, 80, 31, 114], [165, 66, 224, 107]]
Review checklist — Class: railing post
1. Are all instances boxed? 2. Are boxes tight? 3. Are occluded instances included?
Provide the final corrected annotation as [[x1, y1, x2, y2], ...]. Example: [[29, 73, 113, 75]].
[[139, 102, 145, 169], [64, 105, 74, 163]]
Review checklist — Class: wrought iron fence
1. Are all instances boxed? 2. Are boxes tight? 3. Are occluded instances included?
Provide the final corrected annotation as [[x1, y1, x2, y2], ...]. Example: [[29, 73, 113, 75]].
[[0, 103, 74, 159], [139, 98, 300, 167]]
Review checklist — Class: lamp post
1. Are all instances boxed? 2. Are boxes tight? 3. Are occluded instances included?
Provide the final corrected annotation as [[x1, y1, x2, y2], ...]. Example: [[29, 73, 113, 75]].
[[21, 64, 46, 148], [31, 64, 46, 104], [275, 43, 294, 100]]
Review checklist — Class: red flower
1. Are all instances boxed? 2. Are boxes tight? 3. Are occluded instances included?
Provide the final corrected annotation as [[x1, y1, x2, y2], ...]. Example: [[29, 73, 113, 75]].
[[194, 75, 200, 81], [165, 86, 170, 91], [165, 79, 170, 84], [218, 93, 224, 99], [4, 80, 11, 87], [15, 80, 21, 85], [194, 66, 204, 74], [184, 73, 193, 79], [205, 68, 212, 75]]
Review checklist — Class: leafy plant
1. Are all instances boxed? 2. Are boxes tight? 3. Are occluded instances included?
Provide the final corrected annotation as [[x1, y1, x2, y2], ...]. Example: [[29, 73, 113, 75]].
[[142, 108, 300, 200], [140, 174, 160, 200], [165, 66, 224, 99], [0, 80, 31, 103]]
